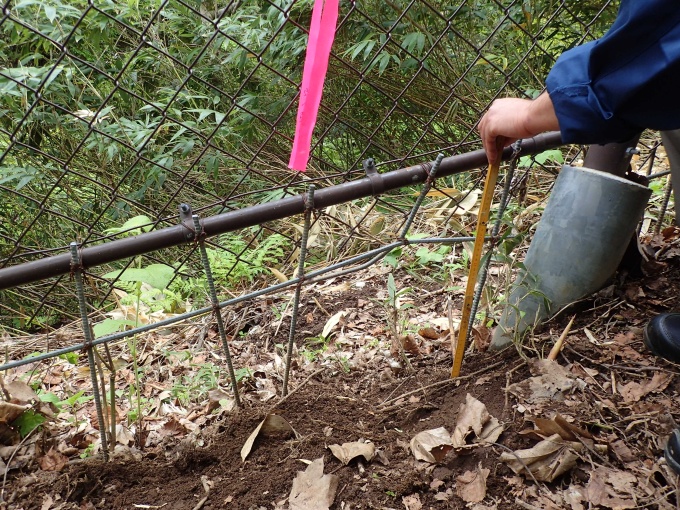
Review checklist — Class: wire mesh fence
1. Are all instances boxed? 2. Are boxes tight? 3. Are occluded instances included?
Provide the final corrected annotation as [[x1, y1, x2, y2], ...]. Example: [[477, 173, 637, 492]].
[[5, 0, 680, 458], [0, 0, 624, 332]]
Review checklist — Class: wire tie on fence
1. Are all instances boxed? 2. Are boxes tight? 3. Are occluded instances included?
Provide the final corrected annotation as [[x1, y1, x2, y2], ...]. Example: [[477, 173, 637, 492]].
[[363, 158, 385, 196], [303, 184, 316, 211], [192, 217, 207, 243], [510, 139, 523, 158], [397, 153, 445, 242], [421, 162, 435, 184], [68, 244, 85, 279], [179, 203, 196, 241]]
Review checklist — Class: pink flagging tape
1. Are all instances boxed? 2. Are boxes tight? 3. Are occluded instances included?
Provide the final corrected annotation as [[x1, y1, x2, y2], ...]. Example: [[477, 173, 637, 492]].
[[288, 0, 339, 172]]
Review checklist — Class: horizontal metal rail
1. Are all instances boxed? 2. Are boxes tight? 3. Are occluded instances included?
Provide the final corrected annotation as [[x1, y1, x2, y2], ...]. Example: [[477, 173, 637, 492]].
[[0, 132, 562, 291]]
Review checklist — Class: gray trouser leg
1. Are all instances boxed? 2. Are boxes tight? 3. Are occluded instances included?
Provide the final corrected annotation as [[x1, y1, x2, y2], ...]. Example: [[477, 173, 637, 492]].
[[660, 130, 680, 223]]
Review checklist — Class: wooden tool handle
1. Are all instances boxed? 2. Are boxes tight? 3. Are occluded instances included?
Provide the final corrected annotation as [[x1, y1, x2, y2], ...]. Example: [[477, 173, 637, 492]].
[[451, 163, 499, 378]]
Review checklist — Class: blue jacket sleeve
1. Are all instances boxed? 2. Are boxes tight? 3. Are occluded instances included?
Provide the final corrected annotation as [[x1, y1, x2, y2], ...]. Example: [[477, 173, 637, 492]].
[[546, 0, 680, 144]]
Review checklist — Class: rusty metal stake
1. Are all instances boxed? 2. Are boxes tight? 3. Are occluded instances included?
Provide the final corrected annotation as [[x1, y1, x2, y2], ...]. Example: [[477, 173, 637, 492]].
[[70, 242, 109, 461], [192, 215, 242, 407], [655, 175, 673, 235], [282, 185, 315, 397]]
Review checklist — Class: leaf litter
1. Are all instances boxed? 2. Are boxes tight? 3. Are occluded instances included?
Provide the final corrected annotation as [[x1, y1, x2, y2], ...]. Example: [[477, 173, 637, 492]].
[[1, 239, 680, 508]]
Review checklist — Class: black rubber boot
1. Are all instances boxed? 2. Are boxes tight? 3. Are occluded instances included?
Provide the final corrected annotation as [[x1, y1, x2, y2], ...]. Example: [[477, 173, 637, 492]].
[[666, 429, 680, 475], [643, 313, 680, 364]]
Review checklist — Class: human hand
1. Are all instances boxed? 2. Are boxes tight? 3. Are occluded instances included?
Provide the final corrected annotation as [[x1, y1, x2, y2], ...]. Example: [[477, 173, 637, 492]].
[[478, 93, 559, 166]]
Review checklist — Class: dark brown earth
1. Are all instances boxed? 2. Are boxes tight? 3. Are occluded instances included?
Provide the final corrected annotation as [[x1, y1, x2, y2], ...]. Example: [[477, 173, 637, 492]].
[[9, 350, 530, 510], [5, 232, 680, 509]]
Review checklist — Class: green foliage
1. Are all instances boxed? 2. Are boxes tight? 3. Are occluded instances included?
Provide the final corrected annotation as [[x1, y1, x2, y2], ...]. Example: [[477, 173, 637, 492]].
[[80, 443, 96, 459], [95, 261, 183, 337], [171, 362, 222, 406], [125, 395, 152, 424], [12, 409, 46, 437], [385, 272, 414, 339], [103, 215, 154, 236], [383, 240, 453, 271], [233, 367, 253, 384], [58, 352, 79, 365], [518, 149, 564, 169], [383, 247, 402, 269], [104, 263, 175, 292], [649, 178, 667, 196], [206, 232, 290, 287], [37, 390, 94, 428], [415, 245, 451, 266], [93, 318, 138, 338], [301, 334, 331, 362]]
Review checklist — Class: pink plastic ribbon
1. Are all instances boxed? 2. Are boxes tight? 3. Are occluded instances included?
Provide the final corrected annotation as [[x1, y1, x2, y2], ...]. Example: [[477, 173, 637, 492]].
[[288, 0, 339, 171]]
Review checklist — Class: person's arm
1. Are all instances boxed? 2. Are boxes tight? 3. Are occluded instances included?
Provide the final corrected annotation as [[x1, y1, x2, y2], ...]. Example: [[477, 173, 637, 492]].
[[479, 0, 680, 165], [478, 92, 559, 166], [546, 0, 680, 144]]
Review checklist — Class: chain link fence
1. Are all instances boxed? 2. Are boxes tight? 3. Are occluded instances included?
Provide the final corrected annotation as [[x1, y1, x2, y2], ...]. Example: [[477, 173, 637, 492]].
[[0, 0, 625, 339]]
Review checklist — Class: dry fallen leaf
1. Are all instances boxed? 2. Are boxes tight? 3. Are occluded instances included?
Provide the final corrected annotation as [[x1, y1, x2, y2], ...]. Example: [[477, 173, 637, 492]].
[[585, 466, 637, 509], [528, 414, 594, 442], [115, 424, 136, 445], [40, 493, 54, 510], [608, 439, 635, 464], [499, 434, 582, 482], [507, 359, 582, 404], [456, 463, 490, 503], [410, 427, 453, 463], [206, 388, 233, 413], [452, 394, 502, 447], [241, 414, 298, 462], [322, 311, 346, 339], [288, 457, 338, 510], [563, 484, 586, 510], [0, 402, 28, 424], [472, 325, 491, 352], [401, 335, 420, 356], [328, 441, 375, 465], [418, 327, 440, 339], [268, 267, 288, 283], [618, 371, 673, 403], [38, 448, 68, 472], [5, 380, 38, 405], [159, 418, 188, 438], [402, 493, 423, 510]]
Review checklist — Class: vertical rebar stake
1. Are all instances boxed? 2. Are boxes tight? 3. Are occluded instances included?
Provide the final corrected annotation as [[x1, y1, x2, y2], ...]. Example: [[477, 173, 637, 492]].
[[466, 142, 521, 342], [192, 215, 241, 407], [69, 242, 109, 461], [399, 153, 444, 238], [282, 185, 316, 397], [655, 175, 673, 235]]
